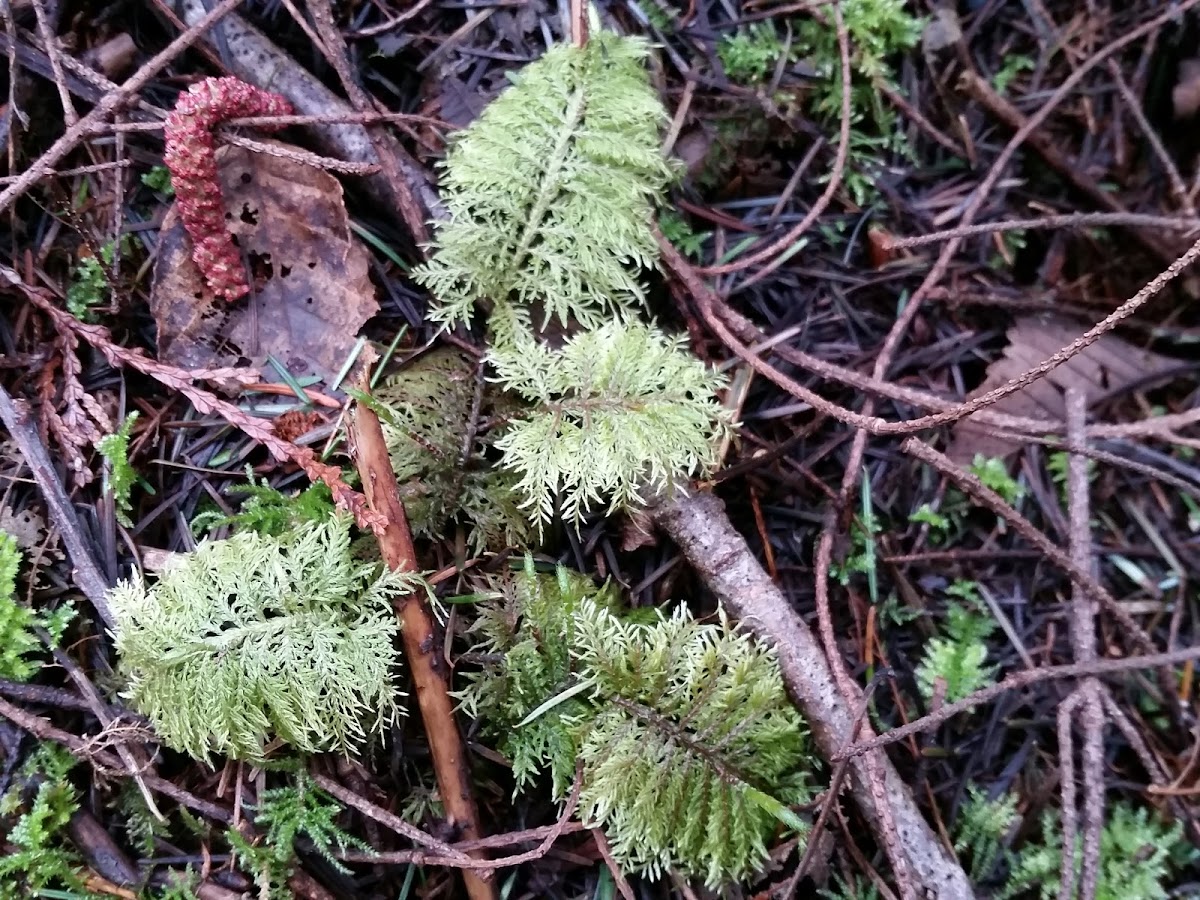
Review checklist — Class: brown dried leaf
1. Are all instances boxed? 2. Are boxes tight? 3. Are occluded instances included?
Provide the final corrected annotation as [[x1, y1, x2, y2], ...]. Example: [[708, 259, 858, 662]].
[[0, 506, 45, 549], [948, 314, 1181, 463], [151, 143, 376, 384]]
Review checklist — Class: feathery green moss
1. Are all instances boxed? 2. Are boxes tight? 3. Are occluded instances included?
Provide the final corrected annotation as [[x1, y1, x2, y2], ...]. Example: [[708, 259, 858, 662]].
[[415, 30, 677, 341], [109, 518, 413, 762], [460, 562, 815, 888]]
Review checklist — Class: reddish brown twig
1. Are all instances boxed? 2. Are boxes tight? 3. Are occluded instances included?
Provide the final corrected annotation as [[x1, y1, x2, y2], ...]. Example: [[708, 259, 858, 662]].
[[7, 272, 385, 534], [347, 373, 496, 900]]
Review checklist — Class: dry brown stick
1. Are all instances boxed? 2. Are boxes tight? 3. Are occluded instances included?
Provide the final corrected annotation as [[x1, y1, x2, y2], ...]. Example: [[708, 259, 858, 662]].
[[1077, 688, 1105, 900], [653, 489, 975, 898], [0, 383, 115, 625], [0, 694, 234, 823], [0, 0, 245, 218], [900, 436, 1156, 657], [1061, 391, 1106, 900], [591, 828, 635, 900], [813, 501, 914, 900], [788, 679, 880, 894], [888, 211, 1200, 249], [666, 227, 1200, 442], [8, 274, 385, 532], [1067, 391, 1098, 666], [836, 644, 1200, 760], [713, 299, 1200, 445], [310, 774, 469, 859], [305, 0, 431, 245], [45, 638, 162, 822], [338, 820, 592, 865], [1056, 690, 1084, 900], [1114, 62, 1192, 218], [347, 377, 496, 900], [958, 69, 1173, 265], [29, 0, 76, 126]]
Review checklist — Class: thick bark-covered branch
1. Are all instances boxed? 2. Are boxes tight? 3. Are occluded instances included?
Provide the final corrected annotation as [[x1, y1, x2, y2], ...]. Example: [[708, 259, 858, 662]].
[[654, 489, 974, 898]]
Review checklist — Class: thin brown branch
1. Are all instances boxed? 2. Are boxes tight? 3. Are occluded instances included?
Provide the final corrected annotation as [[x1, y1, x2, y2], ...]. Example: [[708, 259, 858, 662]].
[[834, 645, 1200, 760], [888, 211, 1200, 249], [1061, 392, 1106, 900], [347, 373, 496, 900], [901, 436, 1158, 656], [958, 69, 1174, 265], [0, 383, 115, 625], [310, 774, 469, 859], [662, 227, 1200, 443], [0, 694, 233, 823], [0, 0, 246, 218]]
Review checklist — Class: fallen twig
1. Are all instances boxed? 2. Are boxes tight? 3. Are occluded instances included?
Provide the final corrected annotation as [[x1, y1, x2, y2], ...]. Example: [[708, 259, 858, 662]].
[[347, 368, 496, 900], [0, 383, 114, 625]]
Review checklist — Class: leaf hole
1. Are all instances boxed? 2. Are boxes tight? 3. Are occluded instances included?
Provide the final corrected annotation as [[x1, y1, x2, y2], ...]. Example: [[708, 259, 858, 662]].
[[248, 251, 273, 280]]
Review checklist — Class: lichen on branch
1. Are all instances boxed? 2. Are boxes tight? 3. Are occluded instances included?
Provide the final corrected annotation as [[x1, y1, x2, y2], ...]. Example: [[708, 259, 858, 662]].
[[162, 76, 292, 301]]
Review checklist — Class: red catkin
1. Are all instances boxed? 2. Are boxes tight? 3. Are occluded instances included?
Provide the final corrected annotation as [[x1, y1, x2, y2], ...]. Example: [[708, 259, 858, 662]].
[[163, 76, 293, 301]]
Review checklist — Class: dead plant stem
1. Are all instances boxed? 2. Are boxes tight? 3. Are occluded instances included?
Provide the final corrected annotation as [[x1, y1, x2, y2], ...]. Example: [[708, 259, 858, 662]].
[[348, 377, 496, 900]]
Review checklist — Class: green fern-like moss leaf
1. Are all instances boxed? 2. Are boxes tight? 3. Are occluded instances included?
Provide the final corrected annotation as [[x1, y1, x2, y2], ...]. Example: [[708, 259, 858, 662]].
[[109, 518, 412, 762], [490, 320, 731, 523], [96, 411, 140, 527], [1001, 803, 1194, 900], [572, 600, 813, 888], [457, 560, 616, 794], [375, 347, 534, 552], [0, 745, 84, 897], [462, 561, 815, 888], [414, 30, 676, 339]]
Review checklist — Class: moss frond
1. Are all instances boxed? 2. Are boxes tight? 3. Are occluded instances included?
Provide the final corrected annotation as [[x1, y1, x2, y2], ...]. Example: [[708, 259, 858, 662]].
[[461, 563, 815, 888], [572, 600, 813, 887], [414, 30, 676, 337], [96, 411, 140, 527], [374, 347, 534, 552], [457, 560, 616, 793], [109, 518, 412, 762], [490, 321, 732, 523], [915, 596, 996, 704], [1001, 804, 1195, 900], [0, 744, 83, 897], [191, 473, 336, 538], [0, 531, 74, 682]]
